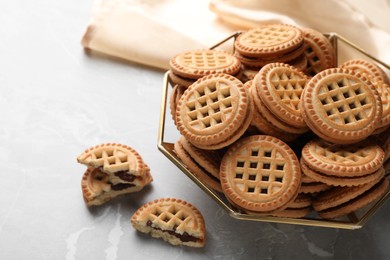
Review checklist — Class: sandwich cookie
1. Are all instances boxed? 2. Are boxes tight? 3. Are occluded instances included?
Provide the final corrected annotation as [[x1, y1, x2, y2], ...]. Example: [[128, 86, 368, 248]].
[[220, 135, 301, 213], [175, 73, 253, 150], [301, 138, 385, 177], [174, 137, 222, 192], [77, 143, 152, 206], [301, 28, 336, 77], [131, 198, 206, 247], [169, 49, 241, 87], [81, 167, 152, 206], [254, 62, 309, 129], [301, 68, 383, 144], [234, 24, 304, 59], [313, 175, 388, 219]]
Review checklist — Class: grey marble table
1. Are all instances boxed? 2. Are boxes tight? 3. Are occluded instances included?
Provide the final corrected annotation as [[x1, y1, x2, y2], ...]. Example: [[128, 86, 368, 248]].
[[0, 1, 389, 259]]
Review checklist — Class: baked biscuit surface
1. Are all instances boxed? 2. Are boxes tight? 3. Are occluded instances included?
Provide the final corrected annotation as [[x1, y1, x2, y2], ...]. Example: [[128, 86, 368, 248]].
[[373, 80, 390, 129], [315, 177, 389, 219], [220, 135, 301, 212], [255, 62, 309, 128], [77, 143, 146, 176], [302, 68, 383, 143], [176, 73, 251, 148], [174, 138, 222, 192], [340, 59, 390, 85], [77, 143, 153, 206], [235, 24, 303, 58], [301, 28, 336, 76], [301, 139, 385, 176], [169, 49, 241, 79], [131, 198, 206, 247], [341, 59, 390, 130]]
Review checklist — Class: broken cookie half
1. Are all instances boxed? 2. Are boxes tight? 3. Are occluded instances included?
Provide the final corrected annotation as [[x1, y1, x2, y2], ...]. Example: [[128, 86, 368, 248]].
[[77, 143, 153, 206], [131, 198, 206, 248]]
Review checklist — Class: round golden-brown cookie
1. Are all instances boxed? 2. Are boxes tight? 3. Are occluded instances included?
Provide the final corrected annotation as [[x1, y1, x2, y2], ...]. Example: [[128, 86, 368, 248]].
[[301, 138, 385, 177], [169, 71, 196, 88], [300, 159, 385, 187], [174, 138, 222, 192], [314, 177, 389, 219], [170, 84, 186, 125], [220, 135, 301, 213], [247, 79, 300, 142], [340, 60, 390, 130], [234, 24, 304, 58], [340, 59, 390, 85], [235, 43, 305, 68], [179, 136, 221, 180], [251, 102, 300, 142], [251, 105, 300, 143], [131, 198, 206, 248], [169, 49, 241, 80], [312, 173, 386, 212], [370, 80, 390, 130], [301, 68, 383, 144], [176, 73, 253, 150], [251, 82, 308, 134], [255, 62, 309, 128], [77, 143, 149, 176], [301, 28, 336, 77]]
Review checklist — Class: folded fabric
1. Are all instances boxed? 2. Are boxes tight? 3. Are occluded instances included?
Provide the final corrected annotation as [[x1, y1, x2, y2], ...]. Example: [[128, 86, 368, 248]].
[[209, 0, 390, 66], [81, 0, 390, 71], [82, 0, 215, 69]]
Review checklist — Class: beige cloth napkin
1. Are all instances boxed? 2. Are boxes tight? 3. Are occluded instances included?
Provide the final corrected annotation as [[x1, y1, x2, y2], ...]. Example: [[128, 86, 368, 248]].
[[81, 0, 228, 69], [82, 0, 390, 71]]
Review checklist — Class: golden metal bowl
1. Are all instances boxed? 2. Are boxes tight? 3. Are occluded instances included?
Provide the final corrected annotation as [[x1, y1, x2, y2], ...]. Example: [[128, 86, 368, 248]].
[[158, 32, 390, 229]]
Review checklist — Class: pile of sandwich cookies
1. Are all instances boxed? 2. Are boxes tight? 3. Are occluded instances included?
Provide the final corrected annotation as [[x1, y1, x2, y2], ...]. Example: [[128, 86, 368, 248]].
[[169, 23, 390, 220], [76, 143, 206, 247]]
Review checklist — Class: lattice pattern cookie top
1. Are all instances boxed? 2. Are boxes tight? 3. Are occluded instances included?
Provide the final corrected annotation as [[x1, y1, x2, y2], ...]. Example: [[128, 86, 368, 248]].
[[176, 73, 250, 147], [234, 24, 303, 58], [131, 198, 205, 247], [301, 138, 385, 176], [169, 49, 241, 79], [374, 80, 390, 127], [301, 28, 336, 76], [341, 60, 390, 128], [340, 59, 390, 85], [255, 62, 309, 128], [220, 135, 301, 212], [77, 143, 147, 176], [301, 68, 383, 143]]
